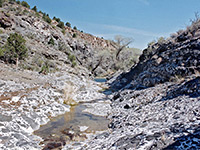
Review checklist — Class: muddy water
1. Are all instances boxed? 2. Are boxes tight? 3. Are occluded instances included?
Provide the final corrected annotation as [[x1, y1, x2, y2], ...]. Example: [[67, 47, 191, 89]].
[[34, 104, 109, 136], [34, 102, 109, 147], [34, 78, 110, 148]]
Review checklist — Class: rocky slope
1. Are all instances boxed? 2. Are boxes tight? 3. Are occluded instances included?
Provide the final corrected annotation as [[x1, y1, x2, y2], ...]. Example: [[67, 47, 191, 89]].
[[0, 1, 116, 149], [0, 61, 110, 149], [0, 0, 140, 77], [1, 1, 200, 150], [67, 18, 200, 149], [110, 19, 200, 90]]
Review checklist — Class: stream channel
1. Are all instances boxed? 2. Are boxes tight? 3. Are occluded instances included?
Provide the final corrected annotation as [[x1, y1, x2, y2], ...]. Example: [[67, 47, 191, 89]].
[[34, 78, 110, 148]]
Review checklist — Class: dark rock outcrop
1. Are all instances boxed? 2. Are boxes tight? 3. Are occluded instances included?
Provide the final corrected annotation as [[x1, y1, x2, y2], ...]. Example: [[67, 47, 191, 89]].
[[80, 19, 200, 150], [110, 21, 200, 90]]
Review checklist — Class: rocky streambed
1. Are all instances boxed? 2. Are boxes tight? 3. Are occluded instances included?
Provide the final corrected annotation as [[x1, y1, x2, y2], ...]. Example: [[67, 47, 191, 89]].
[[73, 76, 200, 150], [0, 63, 112, 150], [35, 100, 110, 150]]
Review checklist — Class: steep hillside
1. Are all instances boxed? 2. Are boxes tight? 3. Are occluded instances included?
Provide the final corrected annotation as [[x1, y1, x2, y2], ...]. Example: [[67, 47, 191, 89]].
[[111, 17, 200, 90], [74, 17, 200, 149], [0, 0, 140, 77]]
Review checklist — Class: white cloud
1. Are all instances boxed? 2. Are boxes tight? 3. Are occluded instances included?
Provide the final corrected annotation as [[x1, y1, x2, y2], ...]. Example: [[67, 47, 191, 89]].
[[101, 24, 160, 37], [72, 21, 170, 49], [93, 24, 171, 49]]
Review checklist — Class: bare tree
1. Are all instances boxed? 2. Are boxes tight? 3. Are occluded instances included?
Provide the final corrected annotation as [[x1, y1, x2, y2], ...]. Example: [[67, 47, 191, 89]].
[[111, 35, 133, 60], [91, 49, 111, 75], [91, 55, 103, 74]]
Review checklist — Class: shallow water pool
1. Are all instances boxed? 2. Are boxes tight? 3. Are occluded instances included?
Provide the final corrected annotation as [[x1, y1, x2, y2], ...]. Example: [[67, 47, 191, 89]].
[[34, 102, 109, 147]]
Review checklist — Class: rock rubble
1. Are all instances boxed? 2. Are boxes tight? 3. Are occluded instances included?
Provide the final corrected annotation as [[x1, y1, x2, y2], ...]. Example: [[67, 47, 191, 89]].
[[0, 62, 107, 150], [71, 19, 200, 150]]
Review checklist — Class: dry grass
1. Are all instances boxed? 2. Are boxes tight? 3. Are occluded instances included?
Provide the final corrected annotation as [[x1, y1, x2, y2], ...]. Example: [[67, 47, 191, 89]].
[[169, 75, 185, 83], [63, 82, 77, 106]]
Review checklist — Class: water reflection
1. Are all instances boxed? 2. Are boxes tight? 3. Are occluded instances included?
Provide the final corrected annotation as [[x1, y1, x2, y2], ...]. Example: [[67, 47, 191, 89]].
[[34, 103, 109, 144]]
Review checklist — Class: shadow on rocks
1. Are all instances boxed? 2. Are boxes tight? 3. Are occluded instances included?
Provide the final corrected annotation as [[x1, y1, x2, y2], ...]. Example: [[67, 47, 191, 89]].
[[163, 126, 200, 150], [160, 77, 200, 101]]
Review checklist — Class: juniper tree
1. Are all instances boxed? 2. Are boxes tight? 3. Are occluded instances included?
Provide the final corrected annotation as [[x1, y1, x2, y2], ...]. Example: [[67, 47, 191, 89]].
[[65, 22, 71, 28], [21, 1, 30, 8], [57, 21, 65, 29], [4, 33, 28, 66], [32, 6, 37, 12], [0, 0, 3, 7]]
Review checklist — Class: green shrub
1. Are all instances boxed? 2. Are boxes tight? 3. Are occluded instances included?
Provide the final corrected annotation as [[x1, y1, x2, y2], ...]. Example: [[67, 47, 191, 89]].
[[0, 47, 5, 57], [16, 8, 22, 16], [48, 37, 54, 45], [65, 22, 71, 28], [3, 33, 28, 64], [58, 41, 69, 54], [32, 6, 37, 12], [5, 12, 10, 17], [62, 29, 66, 35], [43, 13, 51, 24], [21, 1, 30, 8], [72, 33, 77, 38], [53, 17, 60, 23], [9, 0, 16, 2], [22, 9, 28, 15], [16, 0, 20, 4], [0, 0, 3, 7], [157, 37, 165, 45], [0, 29, 3, 34], [39, 61, 49, 74], [57, 21, 65, 29], [73, 26, 77, 30], [71, 60, 77, 68], [10, 7, 16, 11], [68, 53, 76, 62], [35, 12, 40, 17]]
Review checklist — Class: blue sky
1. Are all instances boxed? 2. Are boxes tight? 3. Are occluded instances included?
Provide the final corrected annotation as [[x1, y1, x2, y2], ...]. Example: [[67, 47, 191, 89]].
[[23, 0, 200, 49]]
